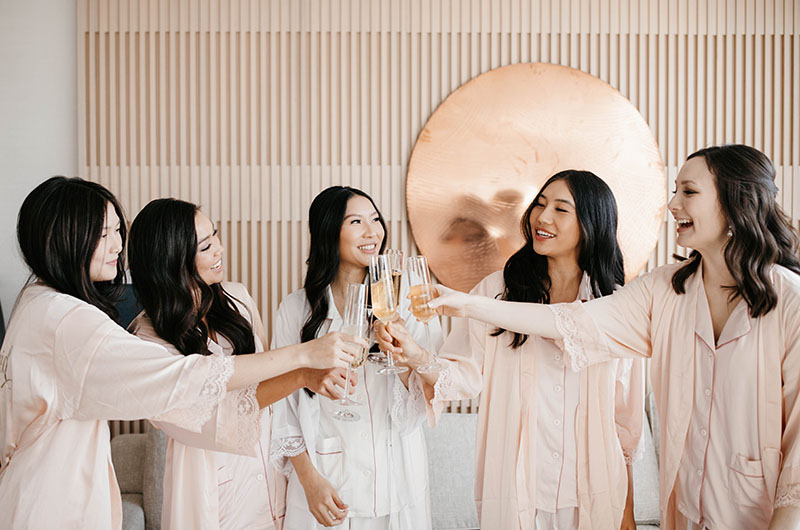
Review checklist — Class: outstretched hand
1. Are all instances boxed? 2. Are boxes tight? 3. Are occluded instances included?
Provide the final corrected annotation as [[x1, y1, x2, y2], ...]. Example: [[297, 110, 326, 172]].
[[426, 284, 472, 318]]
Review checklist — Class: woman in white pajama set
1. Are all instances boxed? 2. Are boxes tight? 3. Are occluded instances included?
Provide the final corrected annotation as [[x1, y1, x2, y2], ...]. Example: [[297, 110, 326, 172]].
[[271, 186, 442, 529]]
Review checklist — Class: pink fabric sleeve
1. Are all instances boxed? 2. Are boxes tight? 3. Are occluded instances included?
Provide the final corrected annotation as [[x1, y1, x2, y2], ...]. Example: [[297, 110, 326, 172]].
[[53, 304, 234, 434], [548, 272, 655, 372], [151, 384, 260, 457], [775, 284, 800, 508], [425, 314, 483, 426], [613, 358, 646, 464], [131, 312, 262, 456]]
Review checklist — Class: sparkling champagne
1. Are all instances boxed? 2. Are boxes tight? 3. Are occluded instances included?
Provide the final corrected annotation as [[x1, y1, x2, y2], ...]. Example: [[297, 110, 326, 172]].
[[409, 284, 437, 322], [371, 276, 396, 322], [340, 324, 367, 367]]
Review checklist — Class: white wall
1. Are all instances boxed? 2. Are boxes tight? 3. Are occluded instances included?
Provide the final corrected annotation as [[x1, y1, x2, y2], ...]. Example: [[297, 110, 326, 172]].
[[0, 0, 77, 324]]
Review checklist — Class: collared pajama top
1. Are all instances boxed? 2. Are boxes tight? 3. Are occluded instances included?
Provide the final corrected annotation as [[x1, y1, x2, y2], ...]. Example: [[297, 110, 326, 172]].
[[550, 262, 800, 530]]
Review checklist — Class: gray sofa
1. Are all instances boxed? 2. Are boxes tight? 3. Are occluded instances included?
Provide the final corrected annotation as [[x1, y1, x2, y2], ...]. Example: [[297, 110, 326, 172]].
[[111, 412, 661, 529], [110, 428, 167, 530], [422, 413, 660, 530]]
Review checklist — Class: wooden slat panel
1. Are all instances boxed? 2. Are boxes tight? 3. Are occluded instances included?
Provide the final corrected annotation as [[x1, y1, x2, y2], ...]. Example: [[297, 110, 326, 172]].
[[78, 0, 799, 429]]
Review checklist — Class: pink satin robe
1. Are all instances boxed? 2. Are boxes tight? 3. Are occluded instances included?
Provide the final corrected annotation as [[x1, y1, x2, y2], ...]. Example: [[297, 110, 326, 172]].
[[427, 271, 645, 530], [131, 281, 285, 530], [0, 284, 235, 529]]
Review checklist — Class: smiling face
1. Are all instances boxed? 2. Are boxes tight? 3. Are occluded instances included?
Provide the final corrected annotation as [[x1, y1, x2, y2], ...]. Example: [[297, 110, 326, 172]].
[[89, 202, 123, 282], [338, 195, 385, 269], [194, 212, 224, 285], [668, 156, 730, 254], [528, 178, 582, 262]]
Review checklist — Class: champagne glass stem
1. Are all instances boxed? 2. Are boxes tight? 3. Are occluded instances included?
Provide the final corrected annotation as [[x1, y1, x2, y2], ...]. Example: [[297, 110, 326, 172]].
[[424, 322, 432, 363], [342, 363, 352, 402], [386, 349, 396, 369]]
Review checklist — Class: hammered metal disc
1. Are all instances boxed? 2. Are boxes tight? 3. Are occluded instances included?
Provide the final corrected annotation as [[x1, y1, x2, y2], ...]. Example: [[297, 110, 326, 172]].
[[406, 63, 666, 292]]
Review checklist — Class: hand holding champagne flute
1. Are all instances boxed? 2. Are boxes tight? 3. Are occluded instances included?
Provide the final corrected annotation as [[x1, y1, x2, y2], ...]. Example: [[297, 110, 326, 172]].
[[369, 254, 409, 375], [334, 283, 369, 422], [406, 255, 442, 373]]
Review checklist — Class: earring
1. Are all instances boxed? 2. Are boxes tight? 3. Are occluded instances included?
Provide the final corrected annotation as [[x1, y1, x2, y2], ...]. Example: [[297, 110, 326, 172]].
[[727, 227, 733, 238]]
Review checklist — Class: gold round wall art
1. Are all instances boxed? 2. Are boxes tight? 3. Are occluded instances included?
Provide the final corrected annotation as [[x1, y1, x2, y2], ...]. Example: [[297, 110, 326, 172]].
[[406, 62, 666, 292]]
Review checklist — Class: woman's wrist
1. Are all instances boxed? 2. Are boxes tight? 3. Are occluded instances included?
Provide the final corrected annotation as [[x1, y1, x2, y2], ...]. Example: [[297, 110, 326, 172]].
[[292, 343, 314, 370], [290, 451, 318, 487]]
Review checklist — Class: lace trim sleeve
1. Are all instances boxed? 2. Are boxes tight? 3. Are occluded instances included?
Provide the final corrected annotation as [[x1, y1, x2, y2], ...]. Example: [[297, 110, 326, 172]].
[[432, 363, 454, 404], [233, 384, 260, 453], [390, 372, 427, 434], [622, 444, 644, 465], [270, 436, 307, 477], [548, 303, 590, 372], [775, 483, 800, 508], [152, 355, 234, 432]]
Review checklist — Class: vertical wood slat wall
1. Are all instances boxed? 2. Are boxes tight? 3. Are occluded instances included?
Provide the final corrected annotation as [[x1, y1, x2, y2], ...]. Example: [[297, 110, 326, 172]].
[[76, 0, 798, 434]]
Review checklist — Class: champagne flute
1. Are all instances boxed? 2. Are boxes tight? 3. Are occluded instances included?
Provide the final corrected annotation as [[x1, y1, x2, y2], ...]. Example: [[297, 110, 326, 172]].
[[370, 255, 409, 375], [368, 249, 403, 365], [334, 283, 368, 422], [365, 305, 388, 366], [385, 249, 404, 303], [406, 255, 442, 373]]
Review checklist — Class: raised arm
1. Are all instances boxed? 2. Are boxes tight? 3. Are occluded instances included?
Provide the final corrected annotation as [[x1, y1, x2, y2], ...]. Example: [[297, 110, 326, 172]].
[[430, 269, 658, 371], [429, 284, 560, 339]]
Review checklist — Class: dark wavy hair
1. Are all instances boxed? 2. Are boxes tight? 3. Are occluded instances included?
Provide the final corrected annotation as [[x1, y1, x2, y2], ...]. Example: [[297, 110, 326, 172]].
[[492, 170, 625, 348], [128, 198, 255, 356], [17, 176, 127, 320], [301, 186, 387, 344], [671, 145, 800, 317]]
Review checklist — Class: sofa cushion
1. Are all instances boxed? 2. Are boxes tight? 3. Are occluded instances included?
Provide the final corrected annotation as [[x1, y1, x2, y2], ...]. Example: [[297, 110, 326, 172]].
[[111, 433, 146, 494], [423, 413, 480, 530], [120, 493, 145, 530], [143, 427, 167, 530]]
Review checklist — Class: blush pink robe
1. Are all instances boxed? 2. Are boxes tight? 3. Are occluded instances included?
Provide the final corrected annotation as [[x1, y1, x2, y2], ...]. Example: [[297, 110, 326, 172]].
[[549, 262, 800, 529], [132, 282, 284, 530], [0, 284, 238, 529], [427, 271, 645, 530]]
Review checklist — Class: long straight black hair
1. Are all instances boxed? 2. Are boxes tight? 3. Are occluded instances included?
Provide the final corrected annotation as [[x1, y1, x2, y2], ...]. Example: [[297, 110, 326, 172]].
[[492, 170, 625, 348], [301, 186, 387, 344], [671, 145, 800, 317], [17, 176, 127, 320], [127, 198, 255, 357]]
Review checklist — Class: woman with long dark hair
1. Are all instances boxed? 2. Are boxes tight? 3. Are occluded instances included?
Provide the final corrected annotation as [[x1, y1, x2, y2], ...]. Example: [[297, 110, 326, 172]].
[[378, 170, 644, 529], [0, 177, 357, 529], [271, 186, 442, 529], [128, 198, 360, 530], [429, 145, 800, 529]]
